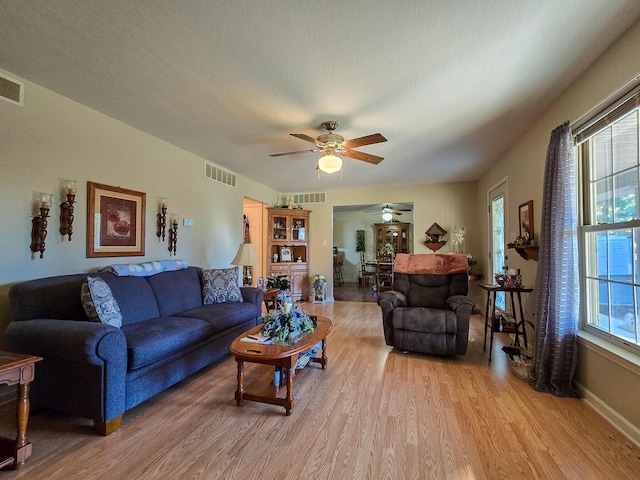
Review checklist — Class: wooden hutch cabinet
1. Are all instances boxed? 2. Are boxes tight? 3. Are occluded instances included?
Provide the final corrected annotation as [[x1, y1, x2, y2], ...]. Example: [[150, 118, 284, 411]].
[[267, 207, 311, 301], [374, 222, 411, 257]]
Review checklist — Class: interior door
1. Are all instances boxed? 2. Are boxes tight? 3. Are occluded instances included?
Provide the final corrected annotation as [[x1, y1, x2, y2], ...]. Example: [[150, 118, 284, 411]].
[[489, 181, 507, 311]]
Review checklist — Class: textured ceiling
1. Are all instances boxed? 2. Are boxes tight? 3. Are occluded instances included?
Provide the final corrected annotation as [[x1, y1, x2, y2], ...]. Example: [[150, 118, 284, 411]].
[[2, 1, 640, 192]]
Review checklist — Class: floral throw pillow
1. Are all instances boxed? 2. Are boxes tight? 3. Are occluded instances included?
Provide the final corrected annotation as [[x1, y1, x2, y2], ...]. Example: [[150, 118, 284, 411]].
[[200, 268, 242, 304], [80, 276, 123, 328]]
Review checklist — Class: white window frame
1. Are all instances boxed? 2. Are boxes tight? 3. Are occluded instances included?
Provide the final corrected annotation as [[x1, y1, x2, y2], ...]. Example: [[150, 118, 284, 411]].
[[576, 85, 640, 357]]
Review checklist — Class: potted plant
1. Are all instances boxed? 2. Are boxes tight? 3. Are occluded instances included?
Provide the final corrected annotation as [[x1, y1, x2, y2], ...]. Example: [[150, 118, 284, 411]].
[[356, 234, 366, 285], [267, 275, 291, 291]]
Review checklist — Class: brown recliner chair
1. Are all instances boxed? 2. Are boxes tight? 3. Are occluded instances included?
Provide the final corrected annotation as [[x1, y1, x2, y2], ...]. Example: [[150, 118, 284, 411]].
[[377, 254, 474, 356]]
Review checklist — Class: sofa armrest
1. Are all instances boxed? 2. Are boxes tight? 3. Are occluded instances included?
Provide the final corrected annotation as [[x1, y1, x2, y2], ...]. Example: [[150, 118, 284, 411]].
[[5, 319, 127, 365], [377, 291, 407, 346], [6, 318, 128, 425], [447, 295, 475, 354], [447, 295, 474, 314], [240, 287, 264, 309]]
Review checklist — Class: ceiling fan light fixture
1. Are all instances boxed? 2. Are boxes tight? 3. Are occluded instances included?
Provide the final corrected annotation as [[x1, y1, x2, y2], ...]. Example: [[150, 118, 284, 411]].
[[317, 153, 342, 173], [381, 212, 393, 221]]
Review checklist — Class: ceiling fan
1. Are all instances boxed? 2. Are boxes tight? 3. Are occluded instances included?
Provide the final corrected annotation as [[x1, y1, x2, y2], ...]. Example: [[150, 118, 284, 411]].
[[366, 204, 412, 221], [270, 120, 387, 173]]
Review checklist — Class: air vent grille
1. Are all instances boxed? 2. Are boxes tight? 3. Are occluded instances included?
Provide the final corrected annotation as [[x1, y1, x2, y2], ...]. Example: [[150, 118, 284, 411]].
[[0, 74, 23, 106], [204, 161, 237, 187], [292, 192, 327, 204]]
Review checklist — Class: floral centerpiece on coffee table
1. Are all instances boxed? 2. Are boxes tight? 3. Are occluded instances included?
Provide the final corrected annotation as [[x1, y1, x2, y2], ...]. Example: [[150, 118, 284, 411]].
[[261, 307, 316, 344]]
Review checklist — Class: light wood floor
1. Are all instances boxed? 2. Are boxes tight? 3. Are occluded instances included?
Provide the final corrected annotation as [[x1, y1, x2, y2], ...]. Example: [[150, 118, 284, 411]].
[[1, 301, 639, 479]]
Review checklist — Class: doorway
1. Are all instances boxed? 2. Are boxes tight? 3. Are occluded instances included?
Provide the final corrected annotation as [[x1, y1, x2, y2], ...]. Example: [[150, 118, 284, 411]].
[[242, 197, 267, 284], [332, 203, 413, 302], [488, 180, 507, 311]]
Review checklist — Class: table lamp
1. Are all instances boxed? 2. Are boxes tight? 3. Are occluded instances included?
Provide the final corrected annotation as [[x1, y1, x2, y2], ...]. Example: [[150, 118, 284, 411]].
[[231, 243, 260, 286]]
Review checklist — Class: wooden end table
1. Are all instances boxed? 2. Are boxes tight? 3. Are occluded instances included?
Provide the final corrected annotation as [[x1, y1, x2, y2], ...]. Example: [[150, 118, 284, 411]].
[[262, 288, 280, 312], [478, 283, 533, 362], [0, 352, 42, 470], [229, 317, 332, 415]]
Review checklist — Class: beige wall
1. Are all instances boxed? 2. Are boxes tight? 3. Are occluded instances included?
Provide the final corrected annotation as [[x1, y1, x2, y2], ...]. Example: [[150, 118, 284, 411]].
[[476, 21, 640, 442], [294, 182, 480, 303], [0, 72, 277, 350]]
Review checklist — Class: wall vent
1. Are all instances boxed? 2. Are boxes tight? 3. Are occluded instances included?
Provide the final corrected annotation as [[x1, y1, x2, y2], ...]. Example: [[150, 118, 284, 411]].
[[204, 161, 237, 187], [291, 192, 327, 204], [0, 73, 24, 106]]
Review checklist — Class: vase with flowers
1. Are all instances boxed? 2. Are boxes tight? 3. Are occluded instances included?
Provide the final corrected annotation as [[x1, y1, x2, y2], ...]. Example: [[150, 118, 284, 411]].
[[261, 307, 316, 344], [378, 242, 395, 257]]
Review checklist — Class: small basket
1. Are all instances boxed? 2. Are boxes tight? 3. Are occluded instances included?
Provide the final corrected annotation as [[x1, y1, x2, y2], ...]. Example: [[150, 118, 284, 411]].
[[504, 347, 533, 381], [494, 273, 522, 288]]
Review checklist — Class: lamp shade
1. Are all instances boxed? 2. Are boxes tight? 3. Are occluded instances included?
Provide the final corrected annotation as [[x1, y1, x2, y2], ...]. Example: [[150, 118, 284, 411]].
[[317, 153, 342, 173], [231, 242, 260, 266], [381, 212, 393, 221]]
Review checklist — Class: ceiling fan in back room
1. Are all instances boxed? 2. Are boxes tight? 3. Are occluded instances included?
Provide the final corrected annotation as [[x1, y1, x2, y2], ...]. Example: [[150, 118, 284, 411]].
[[270, 120, 387, 175], [365, 204, 412, 222]]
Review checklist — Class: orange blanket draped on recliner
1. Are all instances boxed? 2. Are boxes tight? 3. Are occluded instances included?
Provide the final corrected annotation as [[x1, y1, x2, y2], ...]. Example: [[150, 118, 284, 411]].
[[393, 253, 468, 275]]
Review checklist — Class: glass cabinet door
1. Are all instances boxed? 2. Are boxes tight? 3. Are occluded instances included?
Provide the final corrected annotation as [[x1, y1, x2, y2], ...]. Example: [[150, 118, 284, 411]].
[[272, 215, 288, 240], [291, 215, 307, 241]]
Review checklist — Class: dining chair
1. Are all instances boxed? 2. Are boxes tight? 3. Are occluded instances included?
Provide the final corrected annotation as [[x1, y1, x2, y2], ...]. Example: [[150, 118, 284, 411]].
[[360, 252, 377, 290], [376, 255, 394, 292], [333, 251, 345, 286]]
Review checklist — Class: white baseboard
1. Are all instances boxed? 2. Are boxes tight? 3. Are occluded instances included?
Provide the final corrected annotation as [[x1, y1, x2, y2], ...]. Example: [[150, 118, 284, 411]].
[[575, 380, 640, 448]]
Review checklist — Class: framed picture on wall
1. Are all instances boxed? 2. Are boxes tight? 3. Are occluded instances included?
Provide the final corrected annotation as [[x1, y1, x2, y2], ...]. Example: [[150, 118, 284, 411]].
[[280, 247, 292, 262], [87, 181, 146, 257], [518, 200, 534, 243]]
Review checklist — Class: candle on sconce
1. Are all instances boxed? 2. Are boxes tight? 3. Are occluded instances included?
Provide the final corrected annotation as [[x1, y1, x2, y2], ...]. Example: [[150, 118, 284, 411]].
[[39, 192, 52, 209], [63, 180, 77, 196]]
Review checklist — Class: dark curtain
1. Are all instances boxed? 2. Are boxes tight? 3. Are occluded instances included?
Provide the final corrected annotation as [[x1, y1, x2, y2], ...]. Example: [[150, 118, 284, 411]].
[[530, 121, 580, 397]]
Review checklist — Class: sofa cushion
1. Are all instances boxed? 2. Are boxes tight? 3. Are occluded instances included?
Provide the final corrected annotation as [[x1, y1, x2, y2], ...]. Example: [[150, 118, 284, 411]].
[[81, 277, 123, 328], [392, 307, 457, 334], [96, 273, 160, 325], [122, 317, 213, 370], [394, 273, 469, 309], [176, 303, 259, 335], [146, 267, 203, 317], [200, 268, 242, 304]]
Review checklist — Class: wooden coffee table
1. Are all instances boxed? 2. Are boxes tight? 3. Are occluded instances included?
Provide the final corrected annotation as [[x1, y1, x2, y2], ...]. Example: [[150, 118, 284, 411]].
[[229, 317, 332, 415]]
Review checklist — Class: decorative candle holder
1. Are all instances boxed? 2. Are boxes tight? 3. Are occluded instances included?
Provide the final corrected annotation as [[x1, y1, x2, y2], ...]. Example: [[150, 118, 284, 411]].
[[156, 197, 168, 241], [31, 192, 53, 258], [59, 180, 77, 240], [168, 213, 179, 255]]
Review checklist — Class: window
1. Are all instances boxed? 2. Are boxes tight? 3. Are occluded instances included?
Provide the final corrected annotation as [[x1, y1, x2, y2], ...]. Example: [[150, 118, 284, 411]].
[[578, 87, 640, 353], [489, 184, 507, 311]]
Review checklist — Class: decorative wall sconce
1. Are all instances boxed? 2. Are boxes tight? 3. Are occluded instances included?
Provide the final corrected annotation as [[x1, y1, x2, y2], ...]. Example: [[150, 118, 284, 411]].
[[59, 180, 77, 240], [168, 213, 179, 255], [30, 192, 53, 258], [156, 197, 168, 241]]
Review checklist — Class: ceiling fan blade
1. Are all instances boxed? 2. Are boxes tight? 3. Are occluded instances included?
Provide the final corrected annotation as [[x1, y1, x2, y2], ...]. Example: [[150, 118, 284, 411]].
[[343, 149, 384, 165], [269, 149, 317, 157], [343, 133, 387, 149], [290, 133, 322, 145]]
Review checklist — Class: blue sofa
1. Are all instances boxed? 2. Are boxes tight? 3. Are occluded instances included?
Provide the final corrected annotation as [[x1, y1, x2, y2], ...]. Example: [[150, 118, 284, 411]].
[[6, 266, 263, 435]]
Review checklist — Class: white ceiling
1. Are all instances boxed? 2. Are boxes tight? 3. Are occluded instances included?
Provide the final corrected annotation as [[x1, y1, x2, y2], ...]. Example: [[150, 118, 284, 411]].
[[2, 1, 640, 193]]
